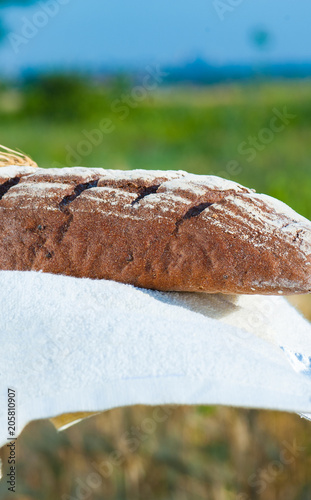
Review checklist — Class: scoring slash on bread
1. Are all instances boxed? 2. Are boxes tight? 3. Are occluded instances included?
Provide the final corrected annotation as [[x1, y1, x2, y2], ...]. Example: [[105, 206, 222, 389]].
[[0, 160, 310, 295]]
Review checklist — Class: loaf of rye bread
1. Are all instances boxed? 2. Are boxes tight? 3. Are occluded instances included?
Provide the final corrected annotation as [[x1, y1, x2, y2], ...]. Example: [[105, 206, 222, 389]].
[[0, 164, 310, 295]]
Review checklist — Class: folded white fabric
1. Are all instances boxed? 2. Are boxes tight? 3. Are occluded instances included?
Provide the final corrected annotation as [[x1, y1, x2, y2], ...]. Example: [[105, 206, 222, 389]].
[[0, 270, 310, 447]]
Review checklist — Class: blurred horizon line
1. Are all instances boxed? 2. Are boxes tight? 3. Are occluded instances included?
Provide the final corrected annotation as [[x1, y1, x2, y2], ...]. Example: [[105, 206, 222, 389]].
[[3, 57, 311, 84]]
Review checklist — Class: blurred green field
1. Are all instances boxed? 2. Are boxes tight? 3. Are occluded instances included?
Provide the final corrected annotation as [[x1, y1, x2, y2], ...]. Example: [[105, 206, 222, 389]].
[[0, 77, 311, 219], [0, 77, 311, 499]]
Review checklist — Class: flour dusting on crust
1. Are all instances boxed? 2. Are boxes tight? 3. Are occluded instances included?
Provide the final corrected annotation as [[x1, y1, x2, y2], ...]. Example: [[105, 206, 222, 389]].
[[0, 166, 310, 295]]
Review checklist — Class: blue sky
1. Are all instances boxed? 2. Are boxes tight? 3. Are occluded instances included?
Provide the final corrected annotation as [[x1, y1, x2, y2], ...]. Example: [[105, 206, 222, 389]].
[[0, 0, 310, 75]]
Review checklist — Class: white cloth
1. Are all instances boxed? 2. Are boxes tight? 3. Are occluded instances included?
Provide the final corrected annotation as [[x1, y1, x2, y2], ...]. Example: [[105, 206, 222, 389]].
[[0, 270, 310, 446]]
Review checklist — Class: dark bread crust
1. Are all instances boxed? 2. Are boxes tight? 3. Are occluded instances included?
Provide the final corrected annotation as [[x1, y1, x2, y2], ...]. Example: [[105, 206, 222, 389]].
[[0, 165, 310, 294]]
